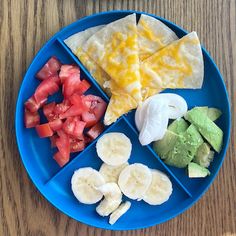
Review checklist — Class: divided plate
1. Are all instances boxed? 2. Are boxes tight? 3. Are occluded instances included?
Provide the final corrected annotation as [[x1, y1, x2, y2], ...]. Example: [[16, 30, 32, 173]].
[[15, 11, 231, 230]]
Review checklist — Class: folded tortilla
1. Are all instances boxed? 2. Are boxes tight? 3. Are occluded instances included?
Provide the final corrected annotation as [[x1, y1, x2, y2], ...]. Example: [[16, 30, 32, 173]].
[[140, 32, 204, 100], [138, 14, 178, 61], [64, 25, 112, 96], [83, 14, 142, 125]]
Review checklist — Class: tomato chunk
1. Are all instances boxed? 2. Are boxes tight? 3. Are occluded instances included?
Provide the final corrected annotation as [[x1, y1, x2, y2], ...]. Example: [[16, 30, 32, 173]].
[[50, 134, 58, 147], [43, 102, 56, 118], [62, 117, 75, 136], [70, 137, 85, 153], [49, 119, 63, 131], [63, 74, 81, 98], [59, 103, 88, 119], [36, 57, 61, 80], [53, 151, 69, 167], [56, 130, 70, 159], [36, 123, 54, 138], [24, 109, 40, 128], [54, 100, 71, 115], [73, 120, 86, 138], [87, 122, 104, 140], [81, 111, 97, 128], [34, 77, 59, 104], [24, 95, 47, 113], [76, 80, 91, 94], [59, 65, 80, 83]]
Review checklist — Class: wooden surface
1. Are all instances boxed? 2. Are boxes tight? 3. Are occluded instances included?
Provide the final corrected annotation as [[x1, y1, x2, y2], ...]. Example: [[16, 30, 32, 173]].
[[0, 0, 235, 235]]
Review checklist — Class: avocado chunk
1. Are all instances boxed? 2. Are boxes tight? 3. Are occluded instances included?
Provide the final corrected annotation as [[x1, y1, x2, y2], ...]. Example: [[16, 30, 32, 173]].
[[185, 108, 223, 153], [164, 125, 204, 168], [153, 130, 178, 159], [195, 107, 222, 121], [193, 143, 215, 168], [168, 118, 189, 134], [188, 162, 210, 178]]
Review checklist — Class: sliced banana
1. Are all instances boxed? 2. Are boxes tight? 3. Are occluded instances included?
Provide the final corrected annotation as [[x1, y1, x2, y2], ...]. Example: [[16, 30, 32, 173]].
[[109, 201, 131, 225], [99, 162, 129, 183], [96, 132, 132, 166], [143, 169, 173, 205], [71, 167, 105, 204], [96, 183, 122, 217], [118, 163, 152, 200]]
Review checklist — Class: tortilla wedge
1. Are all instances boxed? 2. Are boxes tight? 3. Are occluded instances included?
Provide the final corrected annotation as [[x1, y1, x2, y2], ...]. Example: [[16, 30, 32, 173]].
[[137, 14, 178, 61], [140, 31, 204, 100]]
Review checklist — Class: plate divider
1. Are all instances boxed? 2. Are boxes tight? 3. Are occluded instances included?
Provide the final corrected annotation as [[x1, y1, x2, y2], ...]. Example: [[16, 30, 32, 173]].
[[122, 116, 193, 198], [44, 117, 123, 185], [55, 38, 109, 102]]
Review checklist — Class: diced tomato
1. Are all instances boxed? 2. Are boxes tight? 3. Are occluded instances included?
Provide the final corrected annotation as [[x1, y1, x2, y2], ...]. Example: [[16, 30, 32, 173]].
[[36, 57, 61, 80], [73, 120, 86, 138], [24, 109, 40, 128], [49, 119, 63, 131], [87, 122, 104, 140], [62, 117, 75, 135], [69, 93, 84, 106], [54, 100, 71, 115], [70, 138, 85, 153], [24, 95, 47, 113], [50, 135, 58, 147], [56, 130, 70, 159], [34, 77, 59, 104], [81, 111, 97, 128], [43, 102, 56, 117], [93, 100, 107, 120], [76, 80, 91, 94], [53, 151, 69, 167], [50, 74, 61, 86], [59, 65, 80, 83], [59, 103, 88, 119], [36, 123, 54, 138], [63, 74, 81, 98]]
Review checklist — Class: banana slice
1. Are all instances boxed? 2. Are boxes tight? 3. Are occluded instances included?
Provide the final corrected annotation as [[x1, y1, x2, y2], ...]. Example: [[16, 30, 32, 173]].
[[99, 162, 129, 183], [96, 183, 122, 216], [143, 169, 173, 205], [109, 201, 131, 225], [96, 133, 132, 166], [71, 167, 105, 204], [118, 163, 152, 200]]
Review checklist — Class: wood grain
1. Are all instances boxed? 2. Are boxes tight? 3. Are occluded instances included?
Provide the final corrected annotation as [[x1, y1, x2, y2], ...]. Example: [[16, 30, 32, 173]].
[[0, 0, 235, 235]]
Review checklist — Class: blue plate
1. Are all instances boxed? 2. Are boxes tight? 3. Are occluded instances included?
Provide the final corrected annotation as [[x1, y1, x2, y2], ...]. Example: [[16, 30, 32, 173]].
[[15, 10, 231, 230]]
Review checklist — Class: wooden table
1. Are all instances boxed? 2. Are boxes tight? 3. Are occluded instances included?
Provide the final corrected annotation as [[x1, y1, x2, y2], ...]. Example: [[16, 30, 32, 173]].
[[0, 0, 235, 235]]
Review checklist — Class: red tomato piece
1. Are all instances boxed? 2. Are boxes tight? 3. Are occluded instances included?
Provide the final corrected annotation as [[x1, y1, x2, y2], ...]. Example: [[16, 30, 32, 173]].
[[62, 117, 76, 136], [56, 130, 70, 159], [70, 138, 85, 153], [69, 93, 84, 106], [24, 95, 47, 113], [59, 104, 88, 119], [49, 119, 63, 131], [63, 73, 81, 98], [81, 111, 97, 128], [59, 65, 80, 83], [34, 77, 59, 104], [50, 134, 58, 147], [87, 122, 104, 140], [54, 100, 71, 115], [76, 80, 91, 94], [36, 57, 61, 80], [24, 109, 40, 128], [50, 74, 61, 86], [43, 102, 56, 118], [73, 120, 86, 138], [36, 123, 54, 138], [53, 151, 69, 167]]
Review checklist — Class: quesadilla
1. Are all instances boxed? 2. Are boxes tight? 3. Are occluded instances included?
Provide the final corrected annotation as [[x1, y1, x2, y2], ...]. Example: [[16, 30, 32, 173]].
[[83, 14, 142, 125], [140, 31, 204, 100], [137, 14, 178, 61]]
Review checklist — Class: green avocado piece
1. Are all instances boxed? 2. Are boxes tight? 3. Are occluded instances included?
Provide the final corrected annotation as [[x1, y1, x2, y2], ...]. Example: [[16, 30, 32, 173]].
[[185, 108, 223, 153], [168, 118, 189, 134], [164, 125, 204, 168], [153, 130, 178, 159], [193, 143, 215, 168], [195, 107, 222, 121], [188, 162, 210, 178]]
